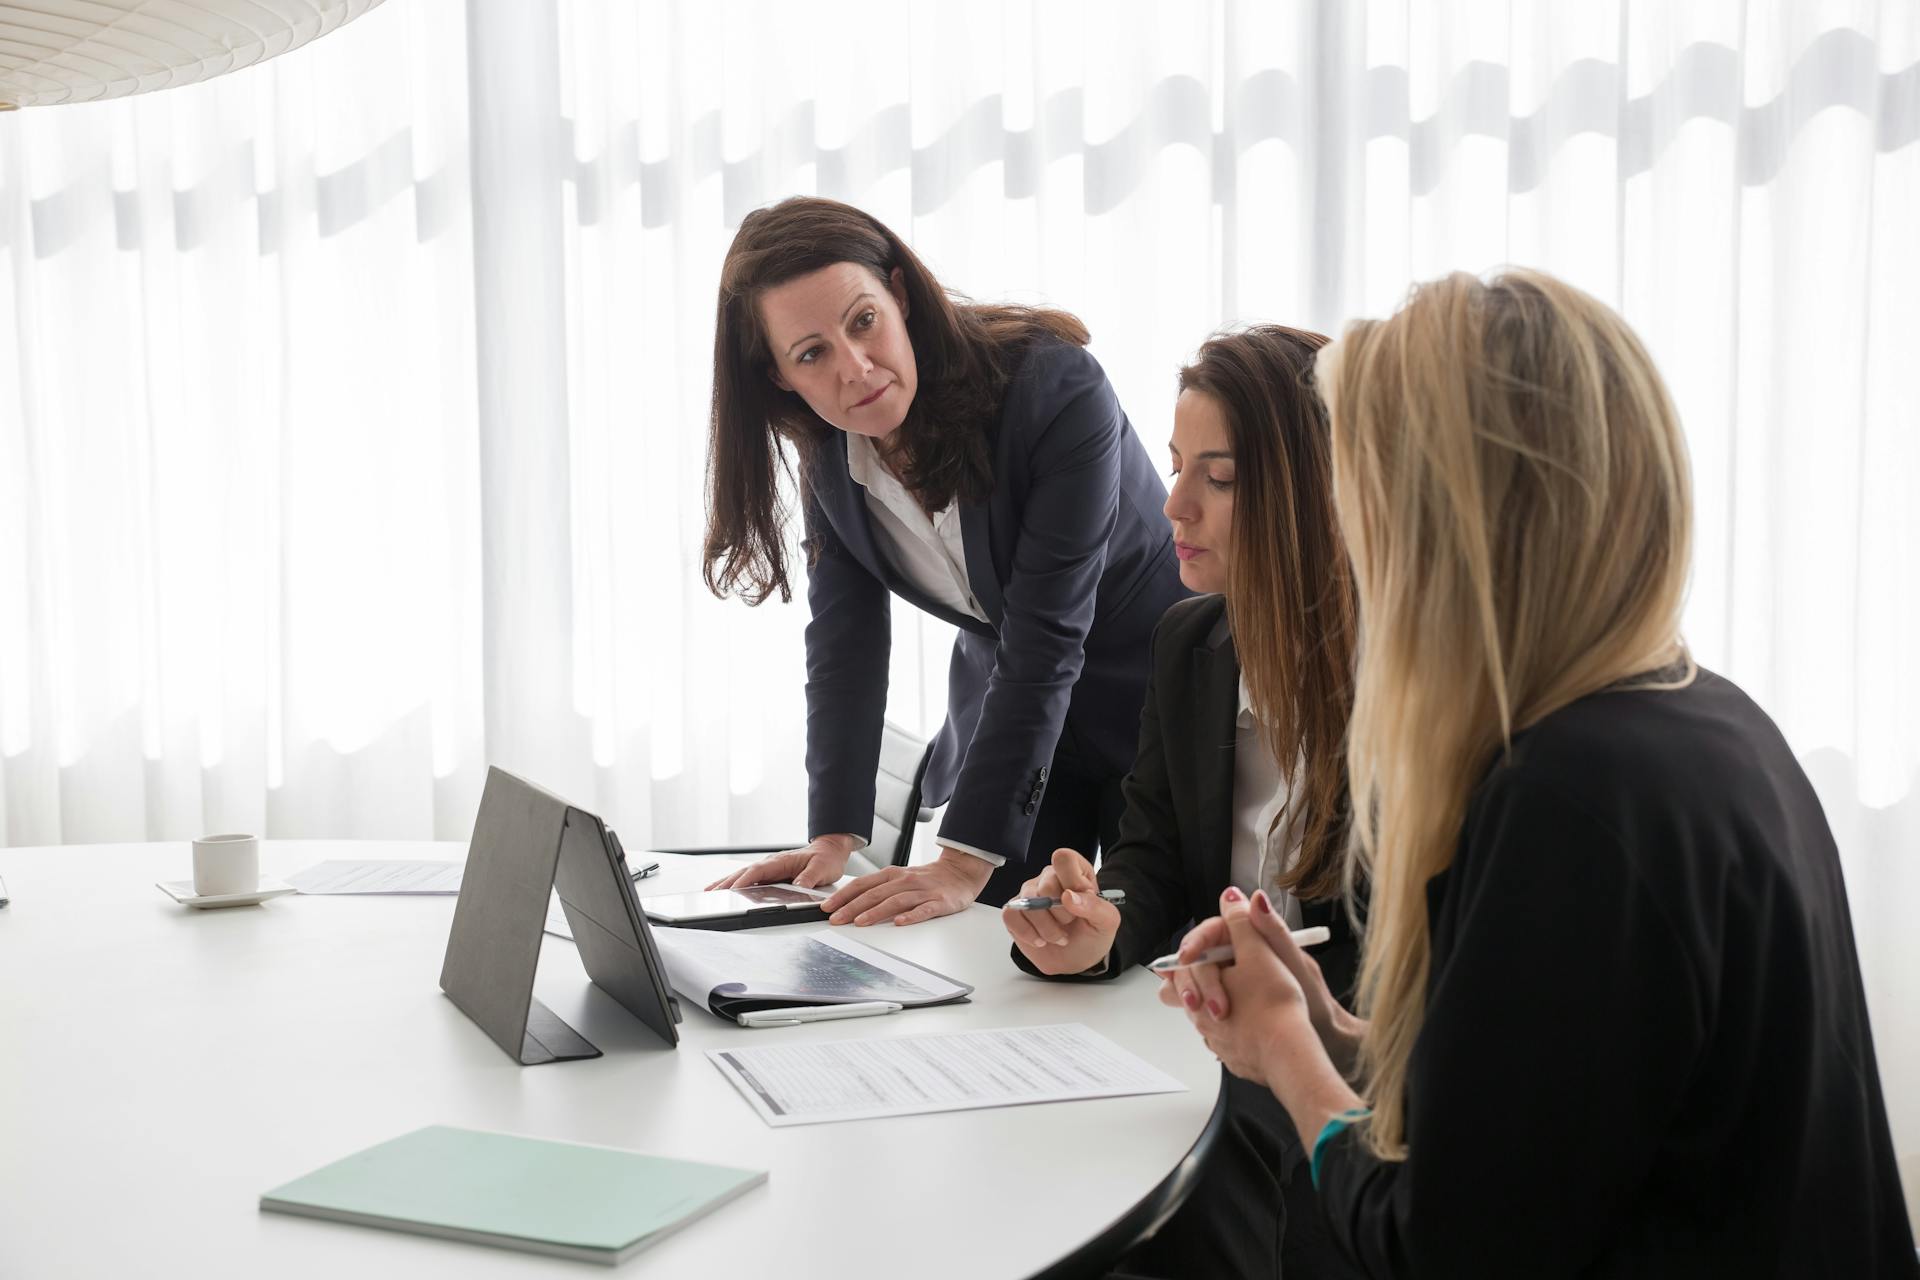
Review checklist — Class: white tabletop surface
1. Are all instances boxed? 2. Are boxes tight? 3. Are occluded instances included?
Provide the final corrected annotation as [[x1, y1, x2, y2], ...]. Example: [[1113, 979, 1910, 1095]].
[[0, 840, 1221, 1278]]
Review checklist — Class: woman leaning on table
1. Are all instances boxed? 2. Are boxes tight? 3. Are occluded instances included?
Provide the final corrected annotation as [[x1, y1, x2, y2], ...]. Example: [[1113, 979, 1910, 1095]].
[[999, 325, 1366, 1280], [702, 196, 1187, 921], [1162, 270, 1918, 1277]]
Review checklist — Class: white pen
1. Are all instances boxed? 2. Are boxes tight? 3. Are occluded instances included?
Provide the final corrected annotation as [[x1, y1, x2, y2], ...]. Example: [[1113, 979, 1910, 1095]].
[[736, 1001, 905, 1028], [1147, 925, 1332, 973], [1007, 888, 1126, 911]]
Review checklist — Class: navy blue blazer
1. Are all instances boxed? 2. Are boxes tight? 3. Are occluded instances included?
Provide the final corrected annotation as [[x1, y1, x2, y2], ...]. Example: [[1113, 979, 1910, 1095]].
[[799, 340, 1189, 864]]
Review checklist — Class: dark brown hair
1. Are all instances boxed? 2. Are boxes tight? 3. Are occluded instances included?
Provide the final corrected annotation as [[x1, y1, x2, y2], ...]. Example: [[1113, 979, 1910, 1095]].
[[703, 196, 1088, 604], [1179, 325, 1357, 901]]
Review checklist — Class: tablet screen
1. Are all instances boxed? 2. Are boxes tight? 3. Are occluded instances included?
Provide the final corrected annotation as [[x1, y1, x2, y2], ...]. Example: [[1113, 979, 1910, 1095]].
[[643, 884, 831, 921]]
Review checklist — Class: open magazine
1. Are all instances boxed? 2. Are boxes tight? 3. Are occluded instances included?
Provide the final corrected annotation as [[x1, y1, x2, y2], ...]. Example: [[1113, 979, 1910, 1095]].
[[647, 928, 973, 1023]]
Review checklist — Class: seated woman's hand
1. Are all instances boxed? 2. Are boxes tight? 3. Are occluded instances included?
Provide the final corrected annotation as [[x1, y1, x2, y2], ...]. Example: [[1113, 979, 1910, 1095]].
[[705, 833, 857, 891], [1161, 888, 1318, 1089], [1155, 888, 1364, 1072], [1001, 847, 1121, 975]]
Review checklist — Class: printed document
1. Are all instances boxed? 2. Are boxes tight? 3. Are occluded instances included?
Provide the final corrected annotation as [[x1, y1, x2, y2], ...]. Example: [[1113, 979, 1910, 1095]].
[[709, 1022, 1185, 1126], [652, 928, 970, 1011], [285, 860, 465, 894]]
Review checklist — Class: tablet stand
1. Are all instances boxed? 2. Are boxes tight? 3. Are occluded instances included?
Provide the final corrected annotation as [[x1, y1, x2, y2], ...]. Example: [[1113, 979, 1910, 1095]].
[[439, 768, 602, 1064]]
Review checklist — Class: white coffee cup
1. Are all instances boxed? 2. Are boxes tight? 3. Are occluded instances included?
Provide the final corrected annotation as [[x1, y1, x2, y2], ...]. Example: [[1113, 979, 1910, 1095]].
[[192, 833, 259, 897]]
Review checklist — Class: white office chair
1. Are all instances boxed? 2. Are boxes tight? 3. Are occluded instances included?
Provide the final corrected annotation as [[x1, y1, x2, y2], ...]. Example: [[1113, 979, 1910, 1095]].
[[661, 720, 935, 877]]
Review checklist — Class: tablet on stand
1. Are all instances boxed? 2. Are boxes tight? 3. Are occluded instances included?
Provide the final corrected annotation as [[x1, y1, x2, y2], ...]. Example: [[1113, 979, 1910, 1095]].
[[440, 767, 681, 1064]]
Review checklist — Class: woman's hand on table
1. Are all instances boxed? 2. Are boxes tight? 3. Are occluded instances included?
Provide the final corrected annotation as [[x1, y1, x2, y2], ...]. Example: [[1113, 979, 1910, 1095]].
[[1002, 847, 1120, 975], [822, 846, 994, 926], [704, 833, 858, 891]]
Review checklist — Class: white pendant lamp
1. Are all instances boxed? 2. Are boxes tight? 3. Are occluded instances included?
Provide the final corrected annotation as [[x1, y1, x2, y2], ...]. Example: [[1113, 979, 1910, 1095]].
[[0, 0, 386, 111]]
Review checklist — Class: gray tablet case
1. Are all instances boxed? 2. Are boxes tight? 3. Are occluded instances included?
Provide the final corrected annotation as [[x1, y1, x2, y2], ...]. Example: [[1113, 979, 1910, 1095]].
[[440, 767, 681, 1064]]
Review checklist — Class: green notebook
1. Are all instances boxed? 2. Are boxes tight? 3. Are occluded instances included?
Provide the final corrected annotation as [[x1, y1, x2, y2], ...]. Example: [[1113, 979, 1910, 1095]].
[[260, 1126, 766, 1265]]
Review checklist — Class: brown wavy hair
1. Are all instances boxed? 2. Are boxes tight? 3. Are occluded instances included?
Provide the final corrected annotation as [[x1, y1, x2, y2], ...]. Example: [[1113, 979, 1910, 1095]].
[[1178, 325, 1357, 902], [703, 196, 1088, 604]]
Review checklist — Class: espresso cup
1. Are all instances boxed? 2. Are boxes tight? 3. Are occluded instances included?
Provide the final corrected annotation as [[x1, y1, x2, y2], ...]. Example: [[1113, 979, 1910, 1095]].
[[192, 833, 260, 897]]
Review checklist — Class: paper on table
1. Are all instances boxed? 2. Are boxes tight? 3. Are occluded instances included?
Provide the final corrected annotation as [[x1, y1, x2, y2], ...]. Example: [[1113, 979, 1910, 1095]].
[[708, 1022, 1185, 1127], [652, 928, 970, 1014], [285, 860, 464, 895]]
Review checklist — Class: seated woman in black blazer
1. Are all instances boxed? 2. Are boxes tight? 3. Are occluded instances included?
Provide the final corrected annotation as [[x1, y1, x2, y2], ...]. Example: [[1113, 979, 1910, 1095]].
[[1001, 326, 1365, 1280], [1164, 270, 1917, 1277], [702, 197, 1186, 921]]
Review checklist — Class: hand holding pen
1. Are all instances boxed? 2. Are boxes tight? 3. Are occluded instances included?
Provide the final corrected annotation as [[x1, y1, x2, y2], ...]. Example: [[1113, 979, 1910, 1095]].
[[1155, 887, 1365, 1075], [1000, 847, 1123, 977]]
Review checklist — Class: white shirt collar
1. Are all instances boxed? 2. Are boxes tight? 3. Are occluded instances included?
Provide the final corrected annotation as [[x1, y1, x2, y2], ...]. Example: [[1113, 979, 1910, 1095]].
[[1237, 674, 1254, 725], [845, 432, 883, 489]]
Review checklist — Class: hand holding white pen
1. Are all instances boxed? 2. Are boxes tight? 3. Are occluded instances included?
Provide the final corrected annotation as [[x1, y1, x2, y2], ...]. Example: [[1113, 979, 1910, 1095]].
[[1156, 888, 1366, 1074], [1147, 925, 1330, 972], [1001, 847, 1122, 977]]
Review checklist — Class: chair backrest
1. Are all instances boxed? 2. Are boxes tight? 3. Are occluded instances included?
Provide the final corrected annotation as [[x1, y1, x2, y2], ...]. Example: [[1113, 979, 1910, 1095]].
[[845, 721, 935, 878]]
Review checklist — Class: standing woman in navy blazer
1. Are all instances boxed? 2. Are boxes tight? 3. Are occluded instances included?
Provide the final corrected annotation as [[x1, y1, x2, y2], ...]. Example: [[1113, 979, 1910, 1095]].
[[702, 197, 1187, 924]]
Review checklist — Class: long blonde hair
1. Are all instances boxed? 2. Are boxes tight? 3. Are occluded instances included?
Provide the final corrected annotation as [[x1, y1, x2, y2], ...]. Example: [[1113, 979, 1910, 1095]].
[[1318, 270, 1694, 1158]]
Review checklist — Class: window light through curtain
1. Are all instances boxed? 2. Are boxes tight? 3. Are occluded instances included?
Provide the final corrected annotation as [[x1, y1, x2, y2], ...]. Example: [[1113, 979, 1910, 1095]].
[[2, 0, 1916, 1181]]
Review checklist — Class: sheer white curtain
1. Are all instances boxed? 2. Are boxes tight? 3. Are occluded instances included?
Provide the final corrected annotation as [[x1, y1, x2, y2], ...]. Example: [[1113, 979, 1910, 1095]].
[[3, 0, 1916, 1168], [1, 1, 480, 843]]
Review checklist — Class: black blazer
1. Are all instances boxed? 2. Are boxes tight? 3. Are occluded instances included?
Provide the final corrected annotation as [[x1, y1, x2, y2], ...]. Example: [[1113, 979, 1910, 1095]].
[[1317, 669, 1917, 1277], [1013, 593, 1360, 998], [800, 340, 1189, 864]]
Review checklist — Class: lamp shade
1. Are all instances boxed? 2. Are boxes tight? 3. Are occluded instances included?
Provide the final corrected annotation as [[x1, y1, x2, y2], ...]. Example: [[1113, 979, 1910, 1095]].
[[0, 0, 385, 110]]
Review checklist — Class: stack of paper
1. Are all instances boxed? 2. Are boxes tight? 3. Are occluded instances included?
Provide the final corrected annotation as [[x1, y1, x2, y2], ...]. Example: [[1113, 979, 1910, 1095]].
[[709, 1023, 1185, 1126], [286, 861, 464, 894]]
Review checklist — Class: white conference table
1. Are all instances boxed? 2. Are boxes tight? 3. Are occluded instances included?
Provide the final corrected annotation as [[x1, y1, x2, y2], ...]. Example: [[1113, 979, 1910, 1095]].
[[0, 840, 1223, 1279]]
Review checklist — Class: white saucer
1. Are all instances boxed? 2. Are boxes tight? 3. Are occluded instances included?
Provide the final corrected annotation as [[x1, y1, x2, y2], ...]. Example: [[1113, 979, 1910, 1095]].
[[156, 877, 297, 909]]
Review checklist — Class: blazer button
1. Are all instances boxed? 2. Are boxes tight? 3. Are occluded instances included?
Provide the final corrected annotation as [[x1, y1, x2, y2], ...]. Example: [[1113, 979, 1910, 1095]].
[[1023, 801, 1037, 816]]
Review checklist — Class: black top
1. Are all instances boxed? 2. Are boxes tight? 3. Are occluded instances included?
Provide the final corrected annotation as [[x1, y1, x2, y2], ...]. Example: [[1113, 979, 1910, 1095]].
[[1011, 594, 1360, 998], [1318, 667, 1917, 1278], [800, 340, 1188, 864]]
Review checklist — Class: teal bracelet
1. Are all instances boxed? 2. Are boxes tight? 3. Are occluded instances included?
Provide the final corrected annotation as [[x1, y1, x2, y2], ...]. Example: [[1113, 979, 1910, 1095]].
[[1310, 1107, 1373, 1189]]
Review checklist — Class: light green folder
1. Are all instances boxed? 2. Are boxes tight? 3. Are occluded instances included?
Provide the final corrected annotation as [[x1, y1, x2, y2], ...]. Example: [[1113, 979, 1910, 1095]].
[[260, 1125, 766, 1265]]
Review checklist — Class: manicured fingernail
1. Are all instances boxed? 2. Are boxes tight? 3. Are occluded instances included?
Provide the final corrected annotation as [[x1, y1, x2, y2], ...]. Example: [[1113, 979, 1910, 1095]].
[[1253, 890, 1272, 915], [1207, 1000, 1224, 1018], [1223, 886, 1244, 903], [1182, 990, 1199, 1010], [1031, 937, 1046, 946], [829, 913, 847, 925]]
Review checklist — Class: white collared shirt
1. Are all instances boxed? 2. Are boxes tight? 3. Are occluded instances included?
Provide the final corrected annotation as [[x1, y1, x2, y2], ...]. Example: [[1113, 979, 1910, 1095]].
[[1229, 675, 1306, 928], [844, 434, 989, 625], [834, 435, 1001, 868]]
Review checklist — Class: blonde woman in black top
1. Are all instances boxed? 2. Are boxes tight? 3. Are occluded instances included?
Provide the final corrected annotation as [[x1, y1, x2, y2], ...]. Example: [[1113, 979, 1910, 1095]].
[[1163, 270, 1916, 1276]]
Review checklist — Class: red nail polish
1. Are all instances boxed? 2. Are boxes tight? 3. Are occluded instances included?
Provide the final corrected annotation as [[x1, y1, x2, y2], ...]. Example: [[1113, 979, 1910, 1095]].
[[1182, 990, 1199, 1010], [1223, 886, 1244, 903], [1253, 891, 1271, 915], [1207, 1000, 1224, 1018]]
